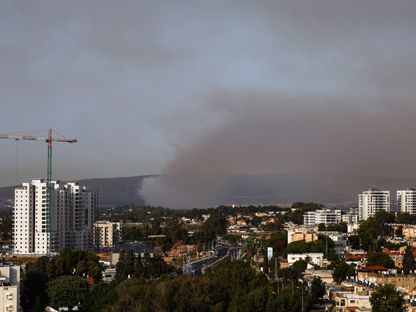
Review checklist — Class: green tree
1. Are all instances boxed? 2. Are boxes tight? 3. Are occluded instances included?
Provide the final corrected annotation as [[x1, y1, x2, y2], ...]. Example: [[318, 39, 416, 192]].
[[82, 283, 118, 312], [403, 245, 415, 275], [291, 260, 307, 279], [367, 251, 394, 269], [284, 235, 336, 260], [331, 260, 355, 284], [326, 222, 348, 233], [20, 271, 48, 312], [276, 283, 312, 312], [46, 276, 87, 309], [263, 248, 269, 274], [267, 232, 287, 255], [358, 212, 395, 250], [115, 249, 135, 280], [348, 235, 360, 250], [395, 225, 403, 237], [318, 223, 326, 231], [370, 284, 406, 312], [311, 277, 325, 305], [396, 212, 416, 225]]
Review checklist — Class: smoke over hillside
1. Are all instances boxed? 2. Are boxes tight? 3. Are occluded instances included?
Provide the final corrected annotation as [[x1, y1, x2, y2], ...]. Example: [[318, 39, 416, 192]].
[[139, 92, 416, 208]]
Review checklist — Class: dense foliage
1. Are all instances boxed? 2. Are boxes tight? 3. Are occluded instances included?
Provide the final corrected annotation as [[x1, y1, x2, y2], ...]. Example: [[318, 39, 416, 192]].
[[330, 260, 355, 284], [370, 284, 406, 312], [115, 249, 171, 280], [21, 249, 103, 312], [403, 245, 415, 275], [91, 259, 312, 312], [358, 211, 395, 251]]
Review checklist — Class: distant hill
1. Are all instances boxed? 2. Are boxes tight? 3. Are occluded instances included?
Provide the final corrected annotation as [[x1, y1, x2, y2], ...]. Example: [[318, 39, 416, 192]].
[[1, 174, 416, 210], [0, 186, 15, 211], [0, 176, 150, 211], [78, 176, 149, 207]]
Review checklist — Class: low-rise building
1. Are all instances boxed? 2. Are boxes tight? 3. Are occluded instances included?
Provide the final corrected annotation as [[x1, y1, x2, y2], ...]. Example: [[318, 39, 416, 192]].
[[94, 221, 122, 248], [303, 269, 334, 284], [330, 283, 372, 312], [342, 207, 360, 224], [287, 227, 318, 244], [318, 231, 347, 256], [347, 223, 360, 233], [334, 293, 371, 312], [402, 225, 416, 239], [303, 209, 342, 226], [287, 253, 324, 267], [357, 272, 416, 293], [0, 265, 20, 312]]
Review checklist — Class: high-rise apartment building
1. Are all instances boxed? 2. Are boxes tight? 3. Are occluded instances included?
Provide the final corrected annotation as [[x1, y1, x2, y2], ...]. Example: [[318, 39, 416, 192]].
[[358, 189, 390, 221], [397, 189, 416, 214], [13, 179, 97, 255], [303, 209, 342, 226]]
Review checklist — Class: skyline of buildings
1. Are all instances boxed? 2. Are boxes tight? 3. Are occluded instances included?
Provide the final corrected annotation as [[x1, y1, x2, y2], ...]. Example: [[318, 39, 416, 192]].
[[302, 188, 416, 226]]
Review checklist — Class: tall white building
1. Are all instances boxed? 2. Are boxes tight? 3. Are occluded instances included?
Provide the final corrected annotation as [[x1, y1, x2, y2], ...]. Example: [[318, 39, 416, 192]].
[[358, 189, 390, 221], [303, 209, 342, 226], [397, 189, 416, 214], [13, 179, 97, 255]]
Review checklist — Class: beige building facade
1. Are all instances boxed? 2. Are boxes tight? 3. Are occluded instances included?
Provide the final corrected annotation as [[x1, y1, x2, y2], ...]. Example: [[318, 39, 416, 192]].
[[94, 221, 121, 247]]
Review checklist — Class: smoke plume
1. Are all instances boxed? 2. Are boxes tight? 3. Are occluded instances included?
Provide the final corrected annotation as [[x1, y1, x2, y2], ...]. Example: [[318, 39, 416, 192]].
[[139, 91, 416, 208]]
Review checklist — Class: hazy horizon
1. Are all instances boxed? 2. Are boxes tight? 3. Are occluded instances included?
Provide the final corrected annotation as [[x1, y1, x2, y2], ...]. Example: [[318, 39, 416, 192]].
[[2, 1, 416, 207]]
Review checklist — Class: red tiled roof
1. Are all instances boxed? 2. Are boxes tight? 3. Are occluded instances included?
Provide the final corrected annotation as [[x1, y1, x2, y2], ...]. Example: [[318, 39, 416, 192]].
[[366, 265, 387, 271], [383, 249, 403, 256], [345, 255, 365, 261], [87, 276, 95, 286]]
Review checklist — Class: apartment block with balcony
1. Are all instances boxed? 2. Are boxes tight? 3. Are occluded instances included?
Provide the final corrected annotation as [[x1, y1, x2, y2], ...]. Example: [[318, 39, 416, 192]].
[[398, 189, 416, 214], [303, 209, 342, 226], [13, 179, 97, 255], [358, 189, 390, 221]]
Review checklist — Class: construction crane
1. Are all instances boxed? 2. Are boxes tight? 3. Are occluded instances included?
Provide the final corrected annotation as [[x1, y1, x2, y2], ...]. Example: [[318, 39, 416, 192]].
[[0, 128, 77, 252]]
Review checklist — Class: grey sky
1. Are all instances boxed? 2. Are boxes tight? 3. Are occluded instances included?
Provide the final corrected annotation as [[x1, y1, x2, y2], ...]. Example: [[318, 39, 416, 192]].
[[1, 1, 416, 194]]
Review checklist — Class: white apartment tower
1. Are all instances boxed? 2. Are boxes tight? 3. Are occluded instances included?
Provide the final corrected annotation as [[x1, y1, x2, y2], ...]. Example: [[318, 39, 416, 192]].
[[397, 189, 416, 214], [358, 189, 390, 221], [13, 179, 97, 255]]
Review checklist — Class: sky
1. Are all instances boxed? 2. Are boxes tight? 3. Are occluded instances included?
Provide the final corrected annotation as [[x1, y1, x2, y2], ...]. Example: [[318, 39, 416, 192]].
[[1, 1, 416, 206]]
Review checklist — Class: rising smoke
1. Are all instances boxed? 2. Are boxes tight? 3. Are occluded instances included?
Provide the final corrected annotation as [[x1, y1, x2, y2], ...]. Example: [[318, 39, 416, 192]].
[[139, 90, 416, 208]]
